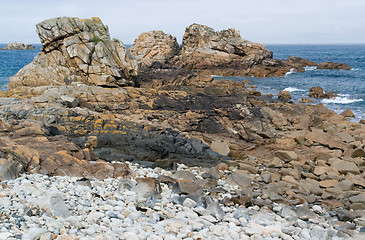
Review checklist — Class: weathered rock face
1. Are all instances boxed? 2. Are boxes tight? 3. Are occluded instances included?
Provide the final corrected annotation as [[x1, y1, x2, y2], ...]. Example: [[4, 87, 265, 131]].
[[9, 17, 138, 89], [129, 31, 179, 68], [176, 24, 273, 69], [2, 42, 35, 50]]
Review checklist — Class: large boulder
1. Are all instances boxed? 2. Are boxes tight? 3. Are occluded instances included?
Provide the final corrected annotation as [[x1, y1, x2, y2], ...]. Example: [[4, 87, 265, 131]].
[[129, 31, 179, 68], [9, 17, 138, 89], [309, 87, 337, 99], [175, 24, 273, 69]]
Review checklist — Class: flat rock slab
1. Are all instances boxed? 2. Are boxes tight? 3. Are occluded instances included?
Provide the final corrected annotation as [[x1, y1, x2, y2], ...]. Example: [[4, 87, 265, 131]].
[[330, 159, 360, 175]]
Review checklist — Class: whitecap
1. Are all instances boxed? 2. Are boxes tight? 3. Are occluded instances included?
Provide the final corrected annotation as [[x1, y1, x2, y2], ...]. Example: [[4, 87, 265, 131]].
[[321, 97, 363, 104], [304, 66, 317, 71], [285, 68, 297, 76], [283, 87, 305, 92], [351, 68, 360, 71]]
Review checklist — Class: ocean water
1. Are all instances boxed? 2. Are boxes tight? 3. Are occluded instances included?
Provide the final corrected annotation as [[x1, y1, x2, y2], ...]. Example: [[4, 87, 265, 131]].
[[0, 44, 41, 91], [0, 44, 364, 121], [216, 44, 365, 122]]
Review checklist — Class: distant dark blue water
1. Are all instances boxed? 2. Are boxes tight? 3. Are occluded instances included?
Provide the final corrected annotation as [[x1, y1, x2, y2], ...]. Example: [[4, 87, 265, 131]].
[[0, 44, 41, 91], [1, 44, 364, 121], [217, 44, 365, 122]]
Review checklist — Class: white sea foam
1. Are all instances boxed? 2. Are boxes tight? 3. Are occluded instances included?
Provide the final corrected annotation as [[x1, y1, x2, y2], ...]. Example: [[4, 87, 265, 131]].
[[351, 68, 360, 71], [321, 97, 363, 104], [285, 68, 296, 76], [304, 66, 317, 71], [211, 75, 223, 78], [283, 87, 305, 92]]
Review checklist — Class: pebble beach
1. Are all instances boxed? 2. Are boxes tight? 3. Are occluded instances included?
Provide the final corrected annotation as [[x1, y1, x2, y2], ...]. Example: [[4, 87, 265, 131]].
[[1, 162, 364, 240]]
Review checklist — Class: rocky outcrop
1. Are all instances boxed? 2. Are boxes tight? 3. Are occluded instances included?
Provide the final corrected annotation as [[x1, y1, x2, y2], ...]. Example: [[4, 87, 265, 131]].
[[0, 117, 134, 180], [2, 18, 365, 215], [309, 86, 338, 99], [131, 24, 352, 80], [8, 17, 138, 89], [2, 72, 365, 212], [317, 62, 352, 70], [176, 23, 273, 69], [2, 42, 35, 50], [129, 31, 179, 68]]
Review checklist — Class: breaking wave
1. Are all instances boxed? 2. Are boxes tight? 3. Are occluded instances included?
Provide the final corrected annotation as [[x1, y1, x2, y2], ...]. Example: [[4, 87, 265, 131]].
[[283, 87, 305, 92], [304, 66, 317, 71], [321, 97, 363, 104]]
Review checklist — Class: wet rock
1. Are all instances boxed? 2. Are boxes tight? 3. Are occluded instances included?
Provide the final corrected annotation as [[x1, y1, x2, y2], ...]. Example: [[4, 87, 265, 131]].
[[317, 62, 352, 70], [309, 86, 337, 99]]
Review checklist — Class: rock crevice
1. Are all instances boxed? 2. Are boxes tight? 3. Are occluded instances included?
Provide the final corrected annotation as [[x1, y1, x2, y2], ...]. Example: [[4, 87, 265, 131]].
[[9, 17, 138, 89]]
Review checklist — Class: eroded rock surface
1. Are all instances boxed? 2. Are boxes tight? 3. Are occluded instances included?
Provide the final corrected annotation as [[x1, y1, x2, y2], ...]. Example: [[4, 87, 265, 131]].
[[129, 30, 179, 68], [176, 23, 273, 69], [9, 17, 138, 89]]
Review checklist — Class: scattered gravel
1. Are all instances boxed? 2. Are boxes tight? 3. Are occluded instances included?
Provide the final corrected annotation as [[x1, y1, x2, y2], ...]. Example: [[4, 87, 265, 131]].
[[0, 162, 364, 240]]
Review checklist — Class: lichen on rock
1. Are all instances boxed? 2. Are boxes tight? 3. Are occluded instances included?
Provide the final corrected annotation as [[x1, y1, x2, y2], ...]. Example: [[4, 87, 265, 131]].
[[129, 30, 179, 68], [9, 17, 138, 89]]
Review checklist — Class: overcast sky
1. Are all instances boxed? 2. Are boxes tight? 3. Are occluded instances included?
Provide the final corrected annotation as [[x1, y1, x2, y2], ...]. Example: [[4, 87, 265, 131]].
[[1, 0, 364, 45]]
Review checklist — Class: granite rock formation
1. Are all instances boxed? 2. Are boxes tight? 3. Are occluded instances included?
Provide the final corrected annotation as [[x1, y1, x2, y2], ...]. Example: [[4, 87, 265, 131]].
[[8, 17, 138, 89], [2, 42, 35, 50], [129, 31, 179, 68], [176, 24, 273, 69], [131, 24, 351, 79], [2, 18, 364, 214]]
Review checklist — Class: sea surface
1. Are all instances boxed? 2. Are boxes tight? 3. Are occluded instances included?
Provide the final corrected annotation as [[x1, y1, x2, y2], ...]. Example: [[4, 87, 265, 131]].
[[0, 43, 364, 122], [215, 44, 365, 122], [0, 44, 41, 91]]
